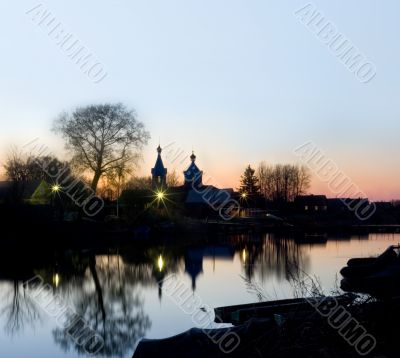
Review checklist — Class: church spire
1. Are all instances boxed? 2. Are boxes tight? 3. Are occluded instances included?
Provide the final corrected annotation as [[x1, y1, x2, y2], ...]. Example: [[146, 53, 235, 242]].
[[151, 144, 167, 188]]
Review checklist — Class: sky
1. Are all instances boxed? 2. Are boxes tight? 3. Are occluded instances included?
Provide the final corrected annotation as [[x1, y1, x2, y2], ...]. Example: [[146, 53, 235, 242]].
[[0, 0, 399, 200]]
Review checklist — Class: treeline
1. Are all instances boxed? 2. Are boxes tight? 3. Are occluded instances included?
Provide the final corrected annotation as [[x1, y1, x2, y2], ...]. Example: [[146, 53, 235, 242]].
[[239, 162, 311, 204], [4, 149, 72, 183], [257, 162, 311, 202]]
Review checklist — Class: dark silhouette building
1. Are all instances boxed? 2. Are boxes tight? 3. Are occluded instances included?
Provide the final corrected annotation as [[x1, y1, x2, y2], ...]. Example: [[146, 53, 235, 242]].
[[295, 195, 328, 212], [183, 151, 203, 189], [151, 145, 167, 188], [146, 146, 236, 218]]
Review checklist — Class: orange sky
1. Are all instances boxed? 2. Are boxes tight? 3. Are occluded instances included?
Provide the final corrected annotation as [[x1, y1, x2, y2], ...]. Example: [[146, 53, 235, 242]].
[[0, 136, 399, 202]]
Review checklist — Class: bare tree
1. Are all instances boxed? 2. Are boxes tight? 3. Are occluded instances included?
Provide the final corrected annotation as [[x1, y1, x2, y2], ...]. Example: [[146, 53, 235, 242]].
[[293, 165, 311, 198], [53, 103, 150, 192], [166, 169, 182, 187], [257, 162, 274, 200], [4, 148, 71, 183], [257, 163, 311, 202], [3, 147, 73, 202], [99, 160, 133, 200], [4, 147, 42, 182]]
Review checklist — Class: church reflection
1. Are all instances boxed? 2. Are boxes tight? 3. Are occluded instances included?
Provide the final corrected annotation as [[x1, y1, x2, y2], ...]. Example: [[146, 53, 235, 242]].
[[184, 246, 235, 290], [0, 233, 351, 357], [182, 233, 311, 290]]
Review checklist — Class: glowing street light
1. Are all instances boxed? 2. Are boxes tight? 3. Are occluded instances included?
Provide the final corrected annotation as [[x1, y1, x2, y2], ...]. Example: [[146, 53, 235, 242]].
[[241, 192, 247, 199], [153, 189, 168, 206], [52, 184, 61, 193]]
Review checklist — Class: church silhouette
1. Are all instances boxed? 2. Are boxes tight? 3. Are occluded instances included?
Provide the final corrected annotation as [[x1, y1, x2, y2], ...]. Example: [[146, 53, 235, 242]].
[[150, 145, 235, 217]]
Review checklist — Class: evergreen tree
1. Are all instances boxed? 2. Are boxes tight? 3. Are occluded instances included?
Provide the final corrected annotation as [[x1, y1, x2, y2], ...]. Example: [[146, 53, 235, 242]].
[[239, 165, 261, 199]]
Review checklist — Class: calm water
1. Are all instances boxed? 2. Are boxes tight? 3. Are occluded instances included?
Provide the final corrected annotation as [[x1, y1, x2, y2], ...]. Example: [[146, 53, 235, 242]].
[[0, 232, 398, 358]]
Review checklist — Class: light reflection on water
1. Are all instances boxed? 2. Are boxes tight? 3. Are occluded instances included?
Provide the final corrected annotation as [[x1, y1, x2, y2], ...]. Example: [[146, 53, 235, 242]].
[[0, 232, 398, 358]]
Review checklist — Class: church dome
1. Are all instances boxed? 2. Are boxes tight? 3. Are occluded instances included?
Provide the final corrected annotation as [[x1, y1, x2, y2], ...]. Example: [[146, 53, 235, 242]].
[[151, 145, 167, 187], [184, 151, 203, 189]]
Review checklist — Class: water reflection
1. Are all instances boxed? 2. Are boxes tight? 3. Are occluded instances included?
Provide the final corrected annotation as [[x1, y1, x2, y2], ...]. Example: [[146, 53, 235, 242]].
[[0, 252, 153, 357], [0, 232, 396, 357], [1, 280, 42, 335], [184, 246, 235, 290], [242, 234, 309, 282], [52, 255, 151, 357]]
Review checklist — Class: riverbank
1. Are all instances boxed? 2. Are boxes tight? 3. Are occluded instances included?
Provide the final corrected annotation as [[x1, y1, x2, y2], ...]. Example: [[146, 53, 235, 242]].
[[135, 294, 400, 357]]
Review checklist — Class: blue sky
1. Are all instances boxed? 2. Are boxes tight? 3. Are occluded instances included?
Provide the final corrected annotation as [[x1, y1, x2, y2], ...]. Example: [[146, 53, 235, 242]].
[[0, 0, 399, 199]]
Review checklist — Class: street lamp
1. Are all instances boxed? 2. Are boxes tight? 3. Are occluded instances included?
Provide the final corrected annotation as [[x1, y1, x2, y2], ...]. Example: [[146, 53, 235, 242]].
[[154, 189, 167, 206], [51, 184, 61, 193]]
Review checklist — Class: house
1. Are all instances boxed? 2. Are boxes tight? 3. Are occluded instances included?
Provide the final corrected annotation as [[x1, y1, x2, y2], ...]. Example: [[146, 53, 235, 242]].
[[374, 201, 393, 211], [0, 180, 48, 203], [327, 198, 346, 212], [327, 198, 370, 213], [295, 195, 328, 213]]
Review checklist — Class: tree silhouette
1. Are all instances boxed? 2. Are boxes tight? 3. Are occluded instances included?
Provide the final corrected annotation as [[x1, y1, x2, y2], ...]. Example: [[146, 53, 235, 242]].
[[53, 103, 150, 192], [52, 254, 151, 357], [239, 165, 261, 204], [257, 162, 311, 202], [166, 169, 182, 187], [0, 281, 42, 336]]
